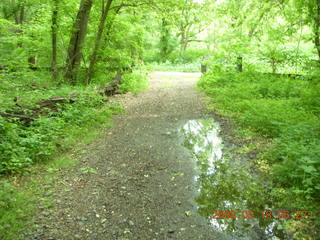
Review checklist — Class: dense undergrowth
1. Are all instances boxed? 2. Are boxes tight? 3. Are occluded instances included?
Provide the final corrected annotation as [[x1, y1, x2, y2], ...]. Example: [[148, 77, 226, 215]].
[[198, 67, 320, 238], [0, 70, 147, 174], [0, 69, 147, 239]]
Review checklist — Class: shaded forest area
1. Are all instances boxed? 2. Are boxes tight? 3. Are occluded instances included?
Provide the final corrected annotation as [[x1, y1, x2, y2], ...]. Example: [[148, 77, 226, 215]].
[[0, 0, 320, 239]]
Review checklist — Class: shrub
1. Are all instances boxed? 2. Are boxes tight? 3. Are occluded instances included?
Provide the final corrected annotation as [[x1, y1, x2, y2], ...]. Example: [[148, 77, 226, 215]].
[[0, 91, 112, 174], [119, 72, 148, 94], [198, 68, 320, 217]]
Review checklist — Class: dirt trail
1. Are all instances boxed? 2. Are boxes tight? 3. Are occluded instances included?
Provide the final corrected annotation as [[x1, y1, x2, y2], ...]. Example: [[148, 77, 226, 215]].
[[27, 72, 224, 240]]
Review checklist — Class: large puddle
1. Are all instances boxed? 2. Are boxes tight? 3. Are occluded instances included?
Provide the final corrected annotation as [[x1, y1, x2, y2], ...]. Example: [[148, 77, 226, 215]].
[[181, 119, 291, 240]]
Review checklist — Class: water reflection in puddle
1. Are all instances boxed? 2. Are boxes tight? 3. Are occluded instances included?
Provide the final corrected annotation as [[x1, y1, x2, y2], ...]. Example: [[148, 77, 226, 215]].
[[181, 119, 291, 240]]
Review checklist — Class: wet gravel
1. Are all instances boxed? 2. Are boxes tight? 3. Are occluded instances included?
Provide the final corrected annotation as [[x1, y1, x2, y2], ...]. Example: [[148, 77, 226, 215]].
[[24, 72, 226, 240]]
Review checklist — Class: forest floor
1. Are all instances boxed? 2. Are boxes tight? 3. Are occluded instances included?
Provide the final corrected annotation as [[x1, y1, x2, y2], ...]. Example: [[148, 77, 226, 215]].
[[24, 72, 228, 240]]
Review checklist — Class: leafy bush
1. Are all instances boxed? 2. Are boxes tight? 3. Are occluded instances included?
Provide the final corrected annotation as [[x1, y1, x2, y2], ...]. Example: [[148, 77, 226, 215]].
[[198, 69, 320, 216], [0, 118, 32, 173], [119, 72, 148, 94], [168, 48, 208, 64], [0, 92, 113, 174]]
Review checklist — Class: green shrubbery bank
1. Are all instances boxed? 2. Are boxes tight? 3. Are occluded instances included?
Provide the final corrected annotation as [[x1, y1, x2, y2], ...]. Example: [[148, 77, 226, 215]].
[[0, 69, 147, 239], [198, 66, 320, 238]]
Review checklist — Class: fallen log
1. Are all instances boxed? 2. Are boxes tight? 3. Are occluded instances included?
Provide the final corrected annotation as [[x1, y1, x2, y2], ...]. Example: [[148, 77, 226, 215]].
[[0, 96, 76, 126], [0, 112, 34, 126]]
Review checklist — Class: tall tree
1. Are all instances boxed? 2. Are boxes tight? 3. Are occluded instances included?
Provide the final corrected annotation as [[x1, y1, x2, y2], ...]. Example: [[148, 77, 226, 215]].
[[64, 0, 93, 84], [159, 18, 172, 62], [51, 0, 59, 81], [86, 0, 114, 85], [174, 0, 209, 56]]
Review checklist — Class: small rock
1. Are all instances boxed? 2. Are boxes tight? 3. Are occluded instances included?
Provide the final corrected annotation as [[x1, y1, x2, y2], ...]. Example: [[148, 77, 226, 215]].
[[101, 218, 107, 224], [168, 229, 175, 234], [42, 212, 51, 217], [129, 220, 134, 226]]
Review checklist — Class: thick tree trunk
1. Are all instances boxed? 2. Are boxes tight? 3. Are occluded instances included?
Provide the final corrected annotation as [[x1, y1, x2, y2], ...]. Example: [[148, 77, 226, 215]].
[[64, 0, 93, 85], [86, 0, 114, 85], [51, 0, 59, 81]]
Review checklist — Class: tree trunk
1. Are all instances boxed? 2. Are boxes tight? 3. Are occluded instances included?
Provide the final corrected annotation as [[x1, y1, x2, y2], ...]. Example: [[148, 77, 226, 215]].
[[236, 56, 243, 72], [314, 0, 320, 60], [160, 18, 170, 62], [64, 0, 93, 85], [51, 0, 59, 81], [28, 56, 37, 70], [179, 23, 192, 58], [86, 0, 114, 85], [180, 35, 186, 55], [19, 4, 24, 24], [14, 2, 25, 24], [14, 3, 24, 47]]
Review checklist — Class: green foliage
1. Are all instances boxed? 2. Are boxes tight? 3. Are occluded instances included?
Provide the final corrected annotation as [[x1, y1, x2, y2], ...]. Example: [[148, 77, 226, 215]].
[[0, 179, 35, 240], [0, 89, 114, 174], [119, 72, 148, 94], [199, 68, 320, 236], [168, 48, 208, 64]]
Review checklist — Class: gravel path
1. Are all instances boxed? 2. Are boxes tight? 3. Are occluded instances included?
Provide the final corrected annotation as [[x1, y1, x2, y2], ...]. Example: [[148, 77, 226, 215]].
[[27, 72, 224, 240]]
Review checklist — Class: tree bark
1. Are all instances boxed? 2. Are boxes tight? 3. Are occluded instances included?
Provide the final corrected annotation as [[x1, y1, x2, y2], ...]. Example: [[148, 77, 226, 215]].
[[86, 0, 114, 85], [13, 2, 25, 24], [160, 18, 170, 62], [51, 0, 59, 81], [236, 56, 243, 72], [19, 4, 24, 24], [64, 0, 93, 85], [28, 56, 37, 70]]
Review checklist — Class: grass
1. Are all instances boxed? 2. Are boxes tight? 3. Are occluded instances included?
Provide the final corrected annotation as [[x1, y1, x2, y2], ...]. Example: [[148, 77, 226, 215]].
[[0, 179, 36, 240], [198, 67, 320, 239]]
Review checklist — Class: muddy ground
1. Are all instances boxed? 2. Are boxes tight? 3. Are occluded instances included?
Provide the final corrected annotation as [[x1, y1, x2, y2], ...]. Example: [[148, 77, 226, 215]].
[[25, 72, 230, 240]]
